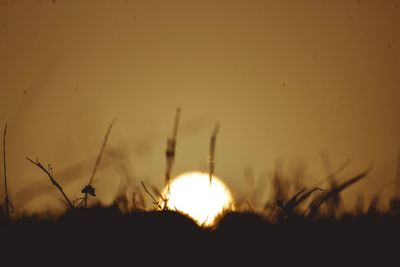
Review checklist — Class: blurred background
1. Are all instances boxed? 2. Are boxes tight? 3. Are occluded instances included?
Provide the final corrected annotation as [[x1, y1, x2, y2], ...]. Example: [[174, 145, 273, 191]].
[[0, 0, 399, 214]]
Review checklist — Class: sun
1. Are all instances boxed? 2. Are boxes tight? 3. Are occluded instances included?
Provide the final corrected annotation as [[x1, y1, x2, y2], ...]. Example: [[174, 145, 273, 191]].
[[162, 172, 234, 226]]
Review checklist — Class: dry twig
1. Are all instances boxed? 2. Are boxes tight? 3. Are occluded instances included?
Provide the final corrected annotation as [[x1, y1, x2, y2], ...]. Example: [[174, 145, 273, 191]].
[[26, 157, 74, 209], [141, 181, 163, 210], [3, 124, 13, 217]]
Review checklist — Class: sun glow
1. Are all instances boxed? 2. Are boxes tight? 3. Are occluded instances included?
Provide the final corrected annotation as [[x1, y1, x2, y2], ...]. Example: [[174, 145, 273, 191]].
[[162, 172, 234, 226]]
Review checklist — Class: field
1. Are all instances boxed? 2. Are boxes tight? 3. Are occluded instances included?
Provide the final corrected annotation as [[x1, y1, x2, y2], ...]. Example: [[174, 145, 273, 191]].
[[1, 196, 400, 265], [1, 116, 400, 265], [1, 1, 400, 265]]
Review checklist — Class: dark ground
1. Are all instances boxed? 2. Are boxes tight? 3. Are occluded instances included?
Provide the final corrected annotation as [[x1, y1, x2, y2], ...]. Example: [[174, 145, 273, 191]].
[[1, 206, 399, 266]]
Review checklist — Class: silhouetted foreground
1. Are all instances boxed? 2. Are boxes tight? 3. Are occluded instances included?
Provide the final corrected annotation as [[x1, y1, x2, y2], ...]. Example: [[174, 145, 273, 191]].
[[1, 206, 399, 265]]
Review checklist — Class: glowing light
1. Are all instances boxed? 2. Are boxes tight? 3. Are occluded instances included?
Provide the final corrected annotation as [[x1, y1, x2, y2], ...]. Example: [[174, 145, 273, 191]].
[[162, 172, 233, 226]]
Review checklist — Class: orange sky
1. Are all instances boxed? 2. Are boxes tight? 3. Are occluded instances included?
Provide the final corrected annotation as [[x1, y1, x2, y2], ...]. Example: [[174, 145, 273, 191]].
[[0, 0, 399, 213]]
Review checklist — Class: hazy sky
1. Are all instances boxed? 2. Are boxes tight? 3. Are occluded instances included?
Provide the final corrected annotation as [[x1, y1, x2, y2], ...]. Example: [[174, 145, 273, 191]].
[[0, 0, 399, 213]]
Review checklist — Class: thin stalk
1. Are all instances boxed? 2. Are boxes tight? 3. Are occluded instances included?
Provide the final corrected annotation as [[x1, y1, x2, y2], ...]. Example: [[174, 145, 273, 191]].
[[83, 118, 116, 208], [26, 157, 74, 209], [165, 108, 180, 185], [208, 124, 219, 184], [164, 108, 181, 208], [3, 123, 13, 218]]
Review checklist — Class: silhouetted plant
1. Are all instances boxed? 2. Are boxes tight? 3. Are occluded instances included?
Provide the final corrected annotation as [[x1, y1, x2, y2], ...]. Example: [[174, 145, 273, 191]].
[[277, 187, 324, 220], [308, 171, 369, 218], [26, 158, 74, 209], [208, 123, 219, 184], [2, 123, 13, 218], [141, 181, 164, 210], [163, 108, 181, 208], [367, 194, 380, 216], [75, 119, 116, 208]]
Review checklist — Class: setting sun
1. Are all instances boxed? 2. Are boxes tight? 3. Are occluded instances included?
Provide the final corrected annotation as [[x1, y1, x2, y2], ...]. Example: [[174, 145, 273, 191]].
[[162, 172, 233, 226]]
